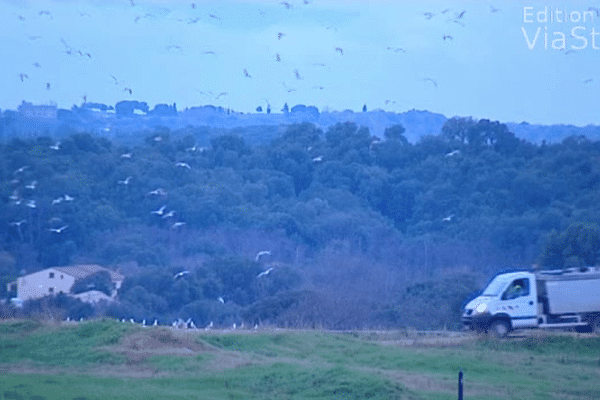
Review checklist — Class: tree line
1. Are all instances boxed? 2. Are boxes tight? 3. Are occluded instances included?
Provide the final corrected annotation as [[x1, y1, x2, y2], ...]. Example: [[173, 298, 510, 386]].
[[1, 117, 599, 329]]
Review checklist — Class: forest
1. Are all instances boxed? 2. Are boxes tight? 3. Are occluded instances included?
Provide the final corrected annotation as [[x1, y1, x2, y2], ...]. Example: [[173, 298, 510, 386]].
[[1, 117, 600, 329]]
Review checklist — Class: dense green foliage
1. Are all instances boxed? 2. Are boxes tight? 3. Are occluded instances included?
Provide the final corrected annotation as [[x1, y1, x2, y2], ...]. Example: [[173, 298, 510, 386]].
[[1, 118, 599, 328]]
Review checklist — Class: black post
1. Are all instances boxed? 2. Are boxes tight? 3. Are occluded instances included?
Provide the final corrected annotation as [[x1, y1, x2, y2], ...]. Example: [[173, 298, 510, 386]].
[[458, 370, 463, 400]]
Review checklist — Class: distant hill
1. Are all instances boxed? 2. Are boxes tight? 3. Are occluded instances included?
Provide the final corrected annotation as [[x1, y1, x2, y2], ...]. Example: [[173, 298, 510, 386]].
[[2, 102, 599, 145]]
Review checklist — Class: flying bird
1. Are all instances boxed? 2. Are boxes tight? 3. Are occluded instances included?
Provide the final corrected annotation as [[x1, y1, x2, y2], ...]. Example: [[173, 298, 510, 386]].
[[26, 200, 37, 208], [442, 215, 454, 222], [424, 12, 435, 19], [63, 194, 74, 201], [151, 205, 167, 215], [277, 32, 285, 40], [33, 62, 41, 68], [446, 150, 461, 157], [280, 2, 292, 9], [118, 176, 132, 185], [174, 270, 190, 279], [209, 14, 220, 20], [243, 68, 251, 78], [490, 6, 500, 13], [162, 210, 176, 219], [25, 180, 37, 190], [218, 296, 225, 304], [335, 47, 343, 55], [387, 47, 406, 53], [257, 267, 274, 278], [9, 220, 26, 227], [39, 11, 52, 18], [124, 88, 132, 95], [293, 69, 302, 79], [455, 10, 466, 19], [171, 222, 186, 229], [176, 162, 191, 169], [49, 225, 68, 233], [424, 78, 438, 88], [121, 152, 132, 158], [312, 156, 323, 162], [443, 35, 453, 41], [52, 197, 63, 205], [583, 78, 593, 84], [255, 250, 271, 261], [19, 73, 28, 82], [148, 188, 167, 196]]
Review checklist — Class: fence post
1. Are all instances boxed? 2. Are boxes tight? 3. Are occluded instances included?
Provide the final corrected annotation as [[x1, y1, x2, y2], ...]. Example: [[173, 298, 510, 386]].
[[458, 370, 463, 400]]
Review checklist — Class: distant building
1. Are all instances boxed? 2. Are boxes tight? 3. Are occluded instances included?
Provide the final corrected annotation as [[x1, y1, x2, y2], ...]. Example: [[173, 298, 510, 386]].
[[18, 101, 58, 119], [6, 264, 124, 305]]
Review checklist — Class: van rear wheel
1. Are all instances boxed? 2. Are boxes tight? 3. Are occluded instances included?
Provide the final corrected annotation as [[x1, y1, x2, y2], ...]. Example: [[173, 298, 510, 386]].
[[489, 320, 510, 339]]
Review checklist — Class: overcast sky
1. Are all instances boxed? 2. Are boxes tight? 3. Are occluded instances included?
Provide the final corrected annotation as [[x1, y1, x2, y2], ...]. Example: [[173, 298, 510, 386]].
[[1, 0, 599, 125]]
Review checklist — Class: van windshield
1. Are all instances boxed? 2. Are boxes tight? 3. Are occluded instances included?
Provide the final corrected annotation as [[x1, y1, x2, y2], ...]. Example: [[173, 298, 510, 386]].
[[482, 277, 510, 296]]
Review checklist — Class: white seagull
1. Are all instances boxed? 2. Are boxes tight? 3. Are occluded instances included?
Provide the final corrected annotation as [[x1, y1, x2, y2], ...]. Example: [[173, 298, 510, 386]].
[[151, 205, 167, 215], [50, 142, 61, 150], [162, 210, 176, 219], [63, 194, 74, 201], [171, 222, 186, 229], [257, 267, 274, 278], [255, 250, 271, 261], [174, 270, 190, 279], [49, 225, 68, 233], [118, 176, 132, 185], [148, 188, 167, 196], [25, 181, 37, 190], [176, 162, 191, 169], [218, 296, 225, 304]]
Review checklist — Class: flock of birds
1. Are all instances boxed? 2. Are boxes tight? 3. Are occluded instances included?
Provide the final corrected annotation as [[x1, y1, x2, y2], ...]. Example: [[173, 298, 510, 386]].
[[64, 316, 259, 331], [11, 1, 515, 110], [8, 158, 77, 239]]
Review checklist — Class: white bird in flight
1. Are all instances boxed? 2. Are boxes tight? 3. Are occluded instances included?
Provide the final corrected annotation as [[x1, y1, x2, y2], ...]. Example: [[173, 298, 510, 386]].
[[49, 225, 68, 233], [257, 267, 274, 278], [174, 270, 190, 279], [118, 176, 132, 185], [255, 250, 271, 261], [151, 205, 167, 215]]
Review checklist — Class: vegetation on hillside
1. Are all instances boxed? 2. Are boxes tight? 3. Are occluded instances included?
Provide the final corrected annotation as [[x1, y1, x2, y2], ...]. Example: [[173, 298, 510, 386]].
[[1, 118, 600, 329]]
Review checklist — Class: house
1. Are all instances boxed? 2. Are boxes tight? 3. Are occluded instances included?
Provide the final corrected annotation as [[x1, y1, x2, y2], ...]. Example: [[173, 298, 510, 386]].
[[6, 264, 124, 304], [18, 101, 58, 119]]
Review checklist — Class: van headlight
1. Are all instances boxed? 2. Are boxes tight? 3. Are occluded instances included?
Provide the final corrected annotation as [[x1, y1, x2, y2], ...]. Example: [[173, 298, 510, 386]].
[[474, 302, 488, 314]]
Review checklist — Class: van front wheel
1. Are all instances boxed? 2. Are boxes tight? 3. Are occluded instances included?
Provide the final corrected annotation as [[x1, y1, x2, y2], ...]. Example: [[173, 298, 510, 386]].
[[489, 320, 510, 339]]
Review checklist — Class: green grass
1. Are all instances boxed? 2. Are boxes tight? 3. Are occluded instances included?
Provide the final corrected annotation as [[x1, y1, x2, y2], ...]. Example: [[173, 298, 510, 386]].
[[1, 319, 600, 399]]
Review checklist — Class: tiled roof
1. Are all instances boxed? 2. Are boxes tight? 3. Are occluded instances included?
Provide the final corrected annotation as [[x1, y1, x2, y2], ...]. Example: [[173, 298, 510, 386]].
[[52, 264, 124, 281]]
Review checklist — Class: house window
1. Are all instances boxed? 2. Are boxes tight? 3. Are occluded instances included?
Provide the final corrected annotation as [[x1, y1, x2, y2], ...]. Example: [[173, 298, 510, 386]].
[[49, 287, 54, 293], [49, 272, 55, 278]]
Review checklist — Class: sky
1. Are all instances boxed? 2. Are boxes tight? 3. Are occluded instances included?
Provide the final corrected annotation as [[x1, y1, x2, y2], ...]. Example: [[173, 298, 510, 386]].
[[1, 0, 599, 126]]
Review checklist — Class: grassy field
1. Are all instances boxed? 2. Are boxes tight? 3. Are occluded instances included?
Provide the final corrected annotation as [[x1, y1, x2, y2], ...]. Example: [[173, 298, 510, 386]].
[[1, 319, 599, 400]]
